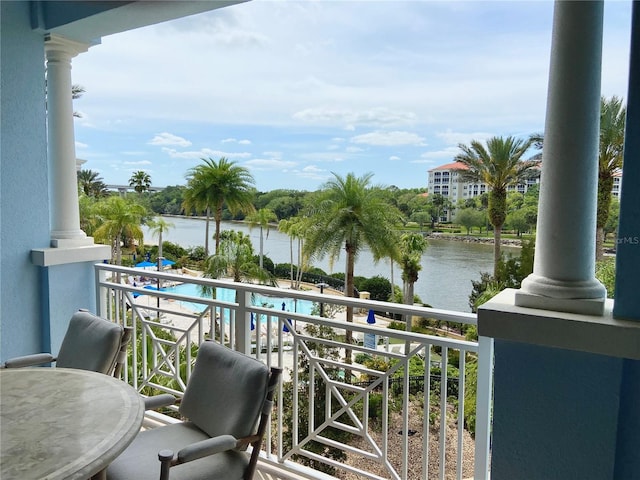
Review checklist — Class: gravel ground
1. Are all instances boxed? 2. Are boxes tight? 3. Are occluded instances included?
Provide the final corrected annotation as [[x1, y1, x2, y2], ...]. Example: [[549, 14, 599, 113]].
[[340, 403, 475, 480]]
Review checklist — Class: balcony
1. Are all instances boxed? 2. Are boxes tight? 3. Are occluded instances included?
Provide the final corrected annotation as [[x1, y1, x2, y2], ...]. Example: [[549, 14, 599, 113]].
[[96, 263, 492, 480]]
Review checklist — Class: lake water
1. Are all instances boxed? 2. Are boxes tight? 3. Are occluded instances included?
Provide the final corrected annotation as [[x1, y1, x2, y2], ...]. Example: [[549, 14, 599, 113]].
[[143, 216, 520, 313]]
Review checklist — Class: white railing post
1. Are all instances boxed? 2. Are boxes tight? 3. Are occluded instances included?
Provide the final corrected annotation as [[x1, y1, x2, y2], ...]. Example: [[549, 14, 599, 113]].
[[235, 290, 252, 354], [474, 335, 494, 480], [95, 267, 108, 317]]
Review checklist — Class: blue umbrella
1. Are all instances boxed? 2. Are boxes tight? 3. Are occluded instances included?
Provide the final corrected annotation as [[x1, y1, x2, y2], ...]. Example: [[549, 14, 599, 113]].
[[160, 258, 175, 267], [366, 309, 376, 324], [135, 261, 155, 268], [143, 285, 165, 291], [282, 302, 290, 332]]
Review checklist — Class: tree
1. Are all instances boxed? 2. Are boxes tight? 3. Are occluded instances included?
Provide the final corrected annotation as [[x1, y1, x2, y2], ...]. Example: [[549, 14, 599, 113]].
[[604, 198, 620, 243], [202, 230, 274, 285], [129, 170, 152, 194], [279, 216, 310, 289], [596, 96, 626, 260], [72, 84, 85, 118], [247, 208, 278, 269], [93, 196, 146, 265], [77, 169, 108, 198], [358, 276, 392, 303], [147, 216, 174, 264], [304, 172, 402, 367], [183, 157, 255, 257], [397, 233, 428, 329], [455, 208, 484, 235], [505, 209, 531, 236], [455, 136, 537, 275], [426, 193, 451, 226]]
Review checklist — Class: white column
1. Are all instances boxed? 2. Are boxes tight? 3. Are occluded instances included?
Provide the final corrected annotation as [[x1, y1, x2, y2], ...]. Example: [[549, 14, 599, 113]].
[[45, 34, 93, 248], [516, 1, 607, 315]]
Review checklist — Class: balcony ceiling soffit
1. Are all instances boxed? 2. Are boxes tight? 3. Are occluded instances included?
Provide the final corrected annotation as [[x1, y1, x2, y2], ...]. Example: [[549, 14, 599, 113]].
[[31, 0, 249, 45]]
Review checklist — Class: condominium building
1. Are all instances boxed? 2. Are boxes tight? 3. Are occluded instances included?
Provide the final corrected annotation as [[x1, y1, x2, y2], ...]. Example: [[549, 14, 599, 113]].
[[428, 161, 541, 203], [427, 161, 622, 222], [427, 161, 541, 221], [612, 169, 623, 199]]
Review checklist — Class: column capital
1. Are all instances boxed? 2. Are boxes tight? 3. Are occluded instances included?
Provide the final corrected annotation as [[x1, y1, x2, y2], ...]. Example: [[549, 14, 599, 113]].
[[44, 33, 90, 58]]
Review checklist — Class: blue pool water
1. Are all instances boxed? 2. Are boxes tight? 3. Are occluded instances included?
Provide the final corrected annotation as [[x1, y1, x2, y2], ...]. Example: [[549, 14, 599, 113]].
[[164, 282, 314, 315]]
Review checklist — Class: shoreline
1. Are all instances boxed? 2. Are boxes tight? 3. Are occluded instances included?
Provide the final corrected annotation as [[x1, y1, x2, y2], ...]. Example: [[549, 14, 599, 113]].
[[425, 232, 524, 248]]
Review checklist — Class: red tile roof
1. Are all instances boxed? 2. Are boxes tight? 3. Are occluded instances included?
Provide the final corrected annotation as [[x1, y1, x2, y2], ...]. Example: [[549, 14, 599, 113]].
[[429, 161, 469, 172]]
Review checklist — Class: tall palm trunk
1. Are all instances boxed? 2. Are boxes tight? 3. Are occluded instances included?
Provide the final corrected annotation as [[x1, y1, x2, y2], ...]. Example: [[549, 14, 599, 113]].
[[403, 280, 415, 324], [596, 173, 614, 261], [296, 238, 304, 289], [344, 242, 355, 378], [390, 260, 395, 300], [204, 207, 211, 257], [289, 236, 294, 288], [488, 189, 507, 277], [214, 204, 223, 255], [493, 225, 502, 277], [258, 226, 264, 269]]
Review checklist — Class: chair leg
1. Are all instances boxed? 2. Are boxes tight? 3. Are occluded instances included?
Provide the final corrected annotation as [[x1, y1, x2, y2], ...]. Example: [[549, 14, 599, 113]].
[[91, 469, 107, 480], [158, 450, 174, 480]]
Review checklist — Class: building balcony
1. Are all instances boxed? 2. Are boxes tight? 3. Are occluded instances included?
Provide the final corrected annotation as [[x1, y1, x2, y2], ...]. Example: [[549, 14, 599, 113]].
[[96, 263, 492, 480]]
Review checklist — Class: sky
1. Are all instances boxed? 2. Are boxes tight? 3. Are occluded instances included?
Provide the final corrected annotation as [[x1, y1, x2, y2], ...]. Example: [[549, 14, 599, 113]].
[[72, 0, 633, 192]]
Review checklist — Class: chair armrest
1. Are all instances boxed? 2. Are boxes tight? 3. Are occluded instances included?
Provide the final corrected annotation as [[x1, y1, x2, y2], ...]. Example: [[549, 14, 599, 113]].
[[144, 394, 177, 410], [176, 434, 239, 463], [3, 353, 55, 368]]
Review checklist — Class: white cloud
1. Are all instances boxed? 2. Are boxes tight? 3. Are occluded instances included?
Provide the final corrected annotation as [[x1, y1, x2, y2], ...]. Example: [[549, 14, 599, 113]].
[[295, 165, 330, 181], [221, 138, 252, 145], [411, 147, 460, 164], [149, 133, 192, 147], [293, 107, 417, 128], [262, 151, 283, 159], [389, 155, 401, 161], [436, 129, 494, 146], [123, 160, 152, 166], [162, 147, 251, 160], [345, 146, 364, 153], [351, 131, 426, 147], [76, 141, 88, 148]]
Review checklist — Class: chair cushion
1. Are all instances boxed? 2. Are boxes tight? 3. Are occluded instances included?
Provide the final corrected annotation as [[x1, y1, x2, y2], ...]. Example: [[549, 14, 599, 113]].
[[180, 342, 270, 439], [56, 311, 123, 374], [106, 422, 248, 480]]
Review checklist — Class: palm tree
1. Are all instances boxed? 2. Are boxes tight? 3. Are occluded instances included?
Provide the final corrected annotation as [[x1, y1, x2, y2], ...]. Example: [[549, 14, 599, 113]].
[[183, 157, 255, 257], [77, 169, 108, 198], [455, 136, 537, 275], [304, 172, 402, 366], [596, 96, 626, 260], [93, 196, 146, 265], [129, 170, 152, 194], [72, 84, 85, 118], [203, 230, 275, 285], [147, 216, 174, 265], [397, 232, 428, 330], [247, 208, 278, 269], [278, 216, 310, 289]]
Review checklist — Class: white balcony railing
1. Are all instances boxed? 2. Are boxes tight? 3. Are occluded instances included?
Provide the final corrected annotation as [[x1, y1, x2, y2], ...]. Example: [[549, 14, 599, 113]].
[[95, 264, 492, 480]]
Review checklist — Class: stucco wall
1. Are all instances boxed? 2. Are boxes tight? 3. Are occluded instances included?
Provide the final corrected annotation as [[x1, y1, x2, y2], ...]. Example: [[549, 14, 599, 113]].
[[1, 1, 51, 359], [490, 340, 635, 480]]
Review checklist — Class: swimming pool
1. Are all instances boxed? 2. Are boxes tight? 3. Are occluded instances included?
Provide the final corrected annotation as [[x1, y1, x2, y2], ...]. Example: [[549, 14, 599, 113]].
[[164, 282, 314, 315]]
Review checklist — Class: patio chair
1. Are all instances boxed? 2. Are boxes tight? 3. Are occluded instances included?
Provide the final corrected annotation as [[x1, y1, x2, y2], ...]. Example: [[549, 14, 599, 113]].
[[106, 341, 282, 480], [2, 309, 130, 376]]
